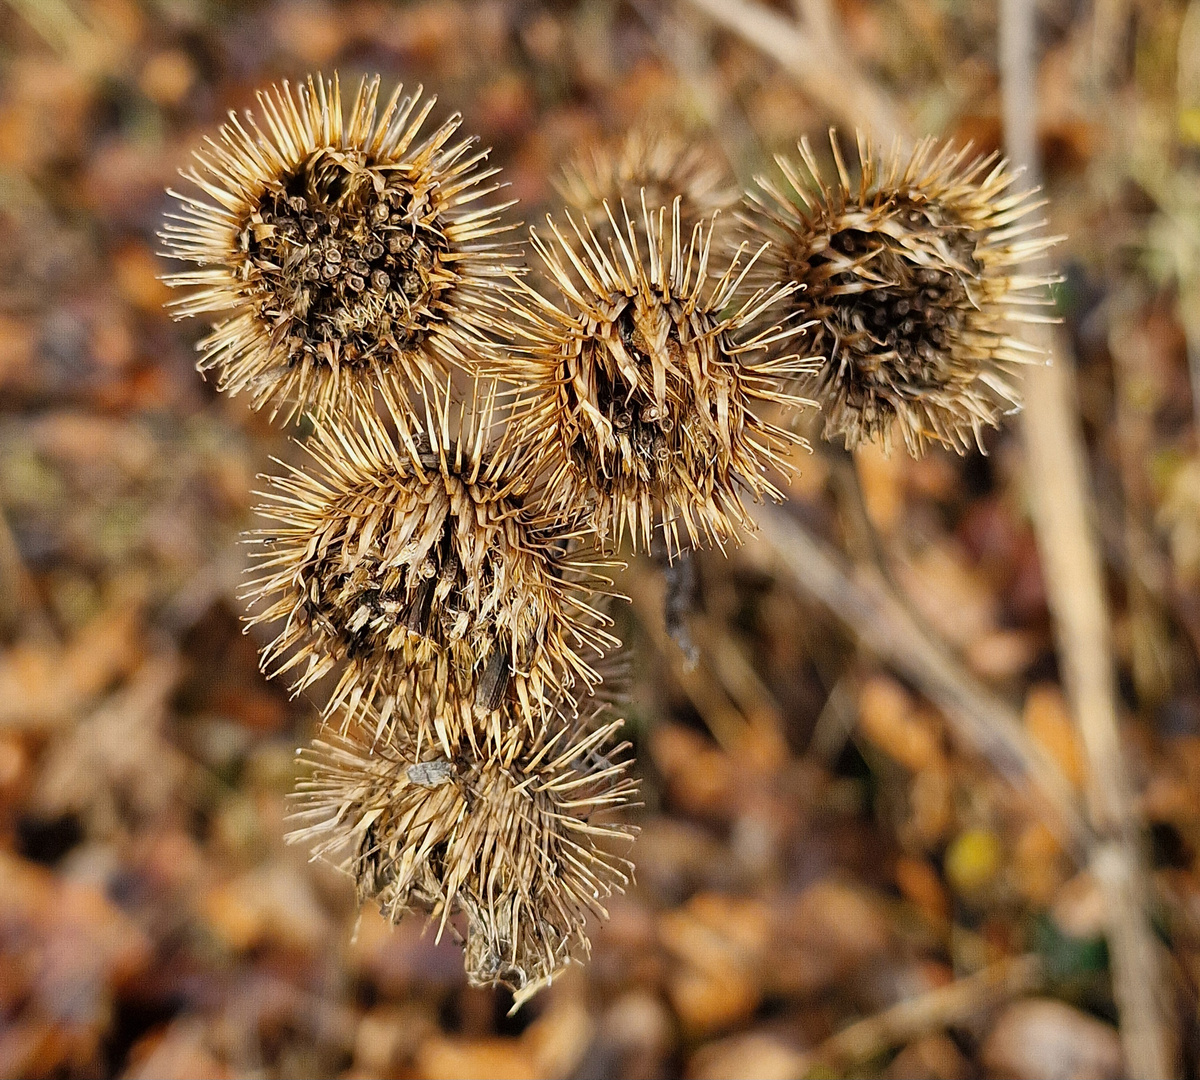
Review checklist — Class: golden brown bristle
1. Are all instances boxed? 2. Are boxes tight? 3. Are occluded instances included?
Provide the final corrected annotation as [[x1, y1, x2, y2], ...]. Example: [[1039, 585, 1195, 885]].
[[243, 383, 618, 738], [287, 694, 638, 1001], [743, 131, 1060, 455], [504, 198, 817, 555], [555, 128, 738, 235], [161, 73, 518, 422]]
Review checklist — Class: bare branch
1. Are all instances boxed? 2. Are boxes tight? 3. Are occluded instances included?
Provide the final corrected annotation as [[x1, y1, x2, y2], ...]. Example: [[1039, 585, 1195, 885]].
[[1000, 0, 1176, 1073], [753, 503, 1090, 859], [813, 954, 1044, 1070]]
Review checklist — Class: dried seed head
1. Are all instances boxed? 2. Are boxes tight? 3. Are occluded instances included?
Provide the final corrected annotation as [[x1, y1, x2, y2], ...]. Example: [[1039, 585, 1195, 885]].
[[288, 697, 638, 1002], [744, 132, 1060, 455], [378, 638, 632, 764], [244, 384, 617, 734], [506, 200, 815, 554], [555, 129, 737, 235], [161, 73, 517, 421]]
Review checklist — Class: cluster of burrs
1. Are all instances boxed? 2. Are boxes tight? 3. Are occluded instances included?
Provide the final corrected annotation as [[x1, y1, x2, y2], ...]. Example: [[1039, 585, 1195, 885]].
[[161, 73, 1056, 1002]]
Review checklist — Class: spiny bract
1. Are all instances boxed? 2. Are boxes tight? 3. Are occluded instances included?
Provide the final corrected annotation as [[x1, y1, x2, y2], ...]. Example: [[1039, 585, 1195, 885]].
[[555, 128, 738, 236], [287, 698, 637, 1004], [161, 73, 516, 422], [744, 132, 1059, 455], [244, 385, 617, 740], [508, 199, 815, 555]]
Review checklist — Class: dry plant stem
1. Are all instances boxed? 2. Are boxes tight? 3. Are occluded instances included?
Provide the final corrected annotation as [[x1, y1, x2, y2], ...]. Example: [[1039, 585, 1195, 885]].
[[627, 565, 766, 759], [1000, 0, 1175, 1074], [1022, 313, 1177, 1080], [825, 444, 891, 574], [1109, 307, 1174, 706], [812, 953, 1043, 1070], [754, 503, 1090, 859], [680, 0, 905, 144]]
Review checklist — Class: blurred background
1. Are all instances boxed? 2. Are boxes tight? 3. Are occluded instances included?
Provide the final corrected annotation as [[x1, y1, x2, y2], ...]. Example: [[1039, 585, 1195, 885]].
[[1, 0, 1199, 1077]]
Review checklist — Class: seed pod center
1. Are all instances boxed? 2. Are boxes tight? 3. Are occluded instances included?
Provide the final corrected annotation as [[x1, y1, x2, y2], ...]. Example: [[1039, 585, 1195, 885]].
[[801, 204, 983, 410], [568, 304, 687, 485], [299, 480, 495, 663], [242, 149, 448, 371]]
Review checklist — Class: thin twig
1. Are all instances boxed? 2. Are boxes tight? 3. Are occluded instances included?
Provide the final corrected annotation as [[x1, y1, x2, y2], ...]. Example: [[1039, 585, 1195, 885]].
[[627, 563, 761, 757], [812, 953, 1044, 1070], [999, 0, 1176, 1074], [1175, 0, 1200, 429], [679, 0, 905, 145], [753, 503, 1090, 859]]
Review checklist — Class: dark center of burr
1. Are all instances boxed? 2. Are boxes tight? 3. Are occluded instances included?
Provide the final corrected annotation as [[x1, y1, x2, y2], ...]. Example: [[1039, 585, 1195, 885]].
[[308, 506, 468, 661], [813, 203, 982, 405], [298, 472, 547, 711], [567, 304, 677, 486], [241, 150, 449, 370]]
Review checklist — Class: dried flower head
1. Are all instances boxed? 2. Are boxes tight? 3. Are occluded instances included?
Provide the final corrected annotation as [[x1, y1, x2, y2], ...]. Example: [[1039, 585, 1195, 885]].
[[288, 698, 637, 1003], [161, 73, 516, 421], [508, 200, 815, 554], [245, 384, 617, 735], [555, 129, 737, 234], [745, 132, 1059, 455]]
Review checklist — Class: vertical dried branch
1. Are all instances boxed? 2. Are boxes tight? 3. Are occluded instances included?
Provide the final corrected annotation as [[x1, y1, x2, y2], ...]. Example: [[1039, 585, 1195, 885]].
[[1175, 0, 1200, 428], [999, 1, 1176, 1074]]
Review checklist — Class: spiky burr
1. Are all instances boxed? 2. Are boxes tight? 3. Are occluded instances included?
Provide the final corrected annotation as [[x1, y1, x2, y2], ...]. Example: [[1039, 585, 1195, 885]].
[[160, 73, 517, 422], [243, 383, 618, 739], [554, 128, 737, 235], [287, 694, 638, 1003], [505, 199, 816, 555], [743, 131, 1060, 456]]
